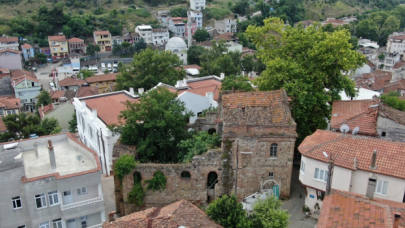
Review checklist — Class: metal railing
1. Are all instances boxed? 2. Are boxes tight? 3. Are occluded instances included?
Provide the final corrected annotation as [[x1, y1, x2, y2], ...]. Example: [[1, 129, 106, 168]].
[[61, 196, 103, 210]]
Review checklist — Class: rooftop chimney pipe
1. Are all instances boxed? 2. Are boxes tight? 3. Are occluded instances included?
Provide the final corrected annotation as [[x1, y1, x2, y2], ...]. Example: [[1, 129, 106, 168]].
[[370, 150, 377, 170], [129, 87, 134, 96], [48, 140, 56, 169], [138, 88, 144, 95]]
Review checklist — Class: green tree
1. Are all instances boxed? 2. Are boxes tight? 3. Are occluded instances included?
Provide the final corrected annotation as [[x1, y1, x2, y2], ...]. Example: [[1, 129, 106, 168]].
[[246, 18, 366, 143], [206, 195, 248, 228], [109, 87, 193, 163], [170, 7, 188, 17], [67, 18, 88, 37], [236, 33, 249, 47], [2, 113, 44, 139], [115, 48, 185, 91], [187, 45, 206, 65], [178, 131, 221, 163], [241, 54, 255, 73], [113, 154, 137, 182], [35, 53, 47, 64], [79, 69, 94, 79], [63, 25, 72, 39], [94, 45, 101, 59], [34, 21, 53, 38], [40, 117, 62, 135], [252, 195, 289, 228], [112, 40, 123, 56], [68, 112, 77, 133], [222, 75, 254, 91], [193, 28, 210, 42], [200, 41, 241, 76], [134, 38, 147, 53], [232, 0, 250, 16], [356, 12, 400, 45], [121, 41, 131, 52], [86, 42, 96, 59], [36, 90, 52, 109]]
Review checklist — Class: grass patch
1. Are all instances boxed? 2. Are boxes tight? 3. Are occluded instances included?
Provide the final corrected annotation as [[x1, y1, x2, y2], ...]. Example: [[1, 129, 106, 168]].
[[304, 0, 371, 20]]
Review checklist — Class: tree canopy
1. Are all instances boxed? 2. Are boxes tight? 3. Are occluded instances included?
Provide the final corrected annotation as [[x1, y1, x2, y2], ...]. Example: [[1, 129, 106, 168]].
[[356, 11, 400, 45], [177, 131, 221, 163], [36, 90, 52, 109], [246, 18, 366, 143], [221, 75, 254, 92], [193, 28, 210, 42], [187, 45, 206, 65], [115, 48, 185, 91], [109, 87, 193, 163]]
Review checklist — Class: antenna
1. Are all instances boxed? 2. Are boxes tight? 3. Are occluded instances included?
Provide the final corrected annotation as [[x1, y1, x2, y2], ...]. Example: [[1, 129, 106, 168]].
[[352, 126, 360, 136], [340, 124, 350, 134], [323, 151, 328, 158]]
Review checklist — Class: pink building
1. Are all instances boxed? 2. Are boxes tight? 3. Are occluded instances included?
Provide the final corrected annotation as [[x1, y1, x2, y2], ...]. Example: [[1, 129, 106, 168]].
[[0, 49, 23, 70], [185, 19, 197, 37]]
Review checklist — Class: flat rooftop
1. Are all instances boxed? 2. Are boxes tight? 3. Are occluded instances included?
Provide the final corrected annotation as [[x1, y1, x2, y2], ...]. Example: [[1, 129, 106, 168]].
[[21, 134, 97, 179]]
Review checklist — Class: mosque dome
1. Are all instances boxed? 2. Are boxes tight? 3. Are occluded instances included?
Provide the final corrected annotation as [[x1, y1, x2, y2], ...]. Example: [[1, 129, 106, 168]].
[[165, 37, 188, 52]]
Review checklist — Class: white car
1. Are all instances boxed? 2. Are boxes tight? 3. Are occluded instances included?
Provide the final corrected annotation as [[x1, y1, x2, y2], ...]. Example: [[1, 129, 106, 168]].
[[49, 81, 56, 92], [107, 63, 112, 72], [101, 63, 106, 72]]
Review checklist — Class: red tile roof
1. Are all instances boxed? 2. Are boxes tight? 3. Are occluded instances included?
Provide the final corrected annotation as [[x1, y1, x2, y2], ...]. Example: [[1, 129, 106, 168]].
[[50, 90, 66, 99], [384, 79, 405, 94], [0, 49, 21, 54], [12, 75, 40, 86], [0, 37, 18, 43], [84, 93, 138, 125], [58, 77, 87, 87], [330, 100, 379, 136], [0, 118, 7, 132], [85, 73, 117, 83], [10, 70, 36, 78], [318, 189, 405, 228], [215, 32, 237, 41], [380, 104, 405, 126], [103, 199, 222, 228], [181, 65, 201, 70], [394, 60, 405, 69], [76, 87, 99, 98], [299, 129, 405, 179], [48, 36, 67, 42], [21, 43, 32, 49], [0, 97, 20, 109], [94, 31, 110, 35], [67, 37, 84, 43]]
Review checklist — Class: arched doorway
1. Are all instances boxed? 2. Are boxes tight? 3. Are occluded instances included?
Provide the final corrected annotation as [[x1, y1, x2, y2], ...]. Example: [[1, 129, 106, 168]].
[[133, 171, 142, 185], [207, 172, 218, 203], [208, 128, 216, 135], [262, 179, 280, 198]]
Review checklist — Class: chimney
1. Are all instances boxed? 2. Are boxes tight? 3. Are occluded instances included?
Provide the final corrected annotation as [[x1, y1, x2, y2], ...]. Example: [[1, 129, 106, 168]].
[[34, 142, 39, 159], [175, 80, 182, 88], [138, 88, 144, 94], [92, 109, 97, 119], [47, 140, 56, 169], [370, 150, 377, 170], [129, 87, 134, 96], [206, 92, 214, 101], [183, 78, 187, 87], [220, 73, 225, 80], [366, 175, 377, 199], [108, 211, 116, 222]]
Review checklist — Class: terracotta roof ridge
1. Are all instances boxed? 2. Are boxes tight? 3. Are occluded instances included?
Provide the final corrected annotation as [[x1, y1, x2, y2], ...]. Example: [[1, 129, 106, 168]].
[[300, 132, 343, 154], [331, 110, 375, 128]]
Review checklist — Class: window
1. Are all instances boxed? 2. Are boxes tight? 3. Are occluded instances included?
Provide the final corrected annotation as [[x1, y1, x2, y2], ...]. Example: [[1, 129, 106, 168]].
[[314, 168, 328, 182], [81, 215, 89, 220], [269, 172, 274, 177], [12, 196, 22, 209], [52, 219, 62, 228], [77, 187, 87, 195], [270, 143, 278, 157], [382, 132, 386, 137], [300, 161, 305, 174], [39, 222, 50, 228], [35, 193, 47, 209], [17, 226, 26, 228], [316, 190, 325, 201], [376, 180, 388, 195], [48, 191, 59, 206]]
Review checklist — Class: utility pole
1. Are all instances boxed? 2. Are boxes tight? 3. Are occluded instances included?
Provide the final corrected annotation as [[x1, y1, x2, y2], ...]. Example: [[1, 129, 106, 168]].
[[235, 140, 239, 196]]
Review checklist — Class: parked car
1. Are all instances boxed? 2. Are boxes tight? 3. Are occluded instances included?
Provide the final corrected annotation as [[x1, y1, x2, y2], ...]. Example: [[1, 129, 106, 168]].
[[52, 59, 59, 63], [49, 72, 58, 77], [49, 81, 56, 91], [101, 63, 106, 72], [107, 63, 112, 72]]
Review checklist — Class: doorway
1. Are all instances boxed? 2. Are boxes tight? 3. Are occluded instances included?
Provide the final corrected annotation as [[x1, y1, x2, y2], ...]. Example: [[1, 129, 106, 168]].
[[207, 172, 218, 203]]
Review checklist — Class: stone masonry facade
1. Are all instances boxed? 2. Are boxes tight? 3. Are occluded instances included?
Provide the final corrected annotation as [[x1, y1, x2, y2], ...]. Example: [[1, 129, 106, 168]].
[[113, 90, 297, 215]]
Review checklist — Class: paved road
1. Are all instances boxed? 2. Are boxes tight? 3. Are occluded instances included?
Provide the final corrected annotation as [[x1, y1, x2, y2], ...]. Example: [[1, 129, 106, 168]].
[[282, 166, 317, 228], [35, 62, 69, 91]]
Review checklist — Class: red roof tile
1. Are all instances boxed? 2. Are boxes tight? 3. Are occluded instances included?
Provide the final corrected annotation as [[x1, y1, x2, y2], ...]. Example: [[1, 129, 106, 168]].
[[318, 189, 405, 228], [181, 65, 201, 70], [330, 100, 379, 136], [0, 97, 20, 109], [384, 79, 405, 94], [0, 49, 21, 54], [103, 200, 222, 228], [48, 36, 67, 42], [299, 129, 405, 179], [76, 87, 99, 98], [58, 77, 87, 87], [21, 43, 32, 49], [67, 37, 84, 43], [10, 70, 36, 78], [0, 37, 18, 43], [0, 118, 7, 132], [50, 90, 66, 99], [394, 60, 405, 69], [12, 75, 40, 86], [94, 31, 110, 35], [85, 73, 117, 83]]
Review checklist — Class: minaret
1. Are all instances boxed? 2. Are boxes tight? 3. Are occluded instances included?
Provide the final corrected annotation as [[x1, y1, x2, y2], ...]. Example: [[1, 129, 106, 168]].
[[187, 10, 192, 49]]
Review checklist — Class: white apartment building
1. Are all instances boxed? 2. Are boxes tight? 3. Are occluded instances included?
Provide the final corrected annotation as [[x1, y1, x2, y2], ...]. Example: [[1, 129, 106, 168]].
[[190, 0, 206, 10], [169, 18, 186, 37], [73, 90, 139, 175], [135, 25, 153, 45], [387, 32, 405, 58], [0, 36, 19, 51], [298, 129, 405, 213], [0, 133, 105, 228], [358, 39, 379, 60], [152, 28, 170, 45], [191, 11, 203, 29], [215, 19, 237, 34]]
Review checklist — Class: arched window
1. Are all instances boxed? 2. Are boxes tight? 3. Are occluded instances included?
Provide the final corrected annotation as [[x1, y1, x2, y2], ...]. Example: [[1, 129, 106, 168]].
[[270, 143, 278, 157], [208, 128, 216, 135], [133, 172, 142, 185], [181, 171, 191, 179]]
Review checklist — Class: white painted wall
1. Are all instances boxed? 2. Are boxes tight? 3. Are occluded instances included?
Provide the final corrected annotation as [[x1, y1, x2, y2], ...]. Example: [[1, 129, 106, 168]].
[[354, 64, 372, 77], [178, 91, 218, 123]]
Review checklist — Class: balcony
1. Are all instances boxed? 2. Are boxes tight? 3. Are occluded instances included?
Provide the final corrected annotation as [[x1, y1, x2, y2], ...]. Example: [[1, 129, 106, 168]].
[[61, 196, 103, 210]]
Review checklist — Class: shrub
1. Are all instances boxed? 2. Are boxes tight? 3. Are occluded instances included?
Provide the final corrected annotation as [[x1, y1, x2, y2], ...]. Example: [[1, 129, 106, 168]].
[[127, 183, 145, 206], [134, 9, 151, 18], [78, 9, 84, 15], [113, 154, 137, 182], [129, 4, 136, 9], [145, 171, 167, 192]]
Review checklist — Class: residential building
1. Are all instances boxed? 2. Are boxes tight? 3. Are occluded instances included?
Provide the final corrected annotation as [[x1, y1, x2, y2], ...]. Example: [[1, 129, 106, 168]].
[[379, 51, 401, 71], [103, 200, 221, 227], [387, 32, 405, 58], [72, 90, 140, 174], [85, 73, 117, 94], [58, 76, 87, 91], [0, 36, 19, 51], [93, 31, 112, 52], [191, 11, 203, 29], [321, 17, 349, 26], [165, 37, 188, 64], [49, 90, 76, 103], [214, 32, 239, 43], [130, 32, 141, 43], [48, 35, 69, 59], [355, 70, 392, 92], [0, 49, 23, 70], [299, 129, 405, 212], [62, 52, 81, 70], [39, 47, 51, 56], [0, 97, 20, 117], [68, 37, 86, 55], [135, 25, 153, 44], [11, 72, 41, 112], [168, 17, 186, 37], [215, 19, 237, 34], [76, 87, 99, 98], [184, 19, 197, 37], [383, 79, 405, 95], [358, 39, 379, 60], [152, 28, 170, 45], [190, 0, 206, 10], [111, 35, 133, 45], [0, 133, 106, 228], [354, 60, 376, 77], [195, 40, 242, 53], [21, 43, 34, 61], [318, 189, 405, 228]]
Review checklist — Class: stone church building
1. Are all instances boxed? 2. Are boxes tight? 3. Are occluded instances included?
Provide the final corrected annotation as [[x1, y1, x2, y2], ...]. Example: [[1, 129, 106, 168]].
[[113, 90, 297, 215]]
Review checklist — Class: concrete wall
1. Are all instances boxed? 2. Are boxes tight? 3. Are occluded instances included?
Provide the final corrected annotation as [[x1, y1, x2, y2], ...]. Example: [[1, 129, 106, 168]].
[[377, 116, 405, 142], [178, 92, 217, 123], [0, 54, 23, 70], [354, 63, 372, 77]]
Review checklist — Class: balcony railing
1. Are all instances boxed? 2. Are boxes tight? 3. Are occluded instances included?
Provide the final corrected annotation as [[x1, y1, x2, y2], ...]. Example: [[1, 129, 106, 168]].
[[61, 196, 103, 210]]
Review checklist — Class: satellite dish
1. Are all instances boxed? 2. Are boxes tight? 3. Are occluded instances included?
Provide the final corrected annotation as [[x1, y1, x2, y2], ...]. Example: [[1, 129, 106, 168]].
[[340, 124, 350, 134], [352, 126, 360, 135]]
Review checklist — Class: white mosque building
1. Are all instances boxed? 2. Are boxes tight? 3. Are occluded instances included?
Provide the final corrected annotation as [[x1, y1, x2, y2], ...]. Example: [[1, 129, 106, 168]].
[[165, 37, 188, 65]]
